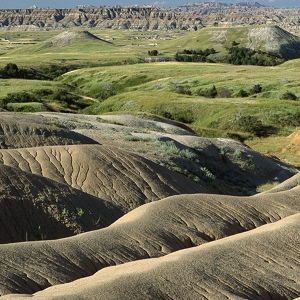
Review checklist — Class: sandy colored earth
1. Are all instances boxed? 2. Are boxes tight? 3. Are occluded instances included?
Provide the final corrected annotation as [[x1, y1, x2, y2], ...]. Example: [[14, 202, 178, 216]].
[[0, 111, 299, 299], [284, 130, 300, 155]]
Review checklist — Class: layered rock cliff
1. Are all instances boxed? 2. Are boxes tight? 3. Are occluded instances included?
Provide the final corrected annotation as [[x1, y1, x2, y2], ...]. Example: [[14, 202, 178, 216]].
[[0, 3, 299, 34], [0, 7, 203, 31]]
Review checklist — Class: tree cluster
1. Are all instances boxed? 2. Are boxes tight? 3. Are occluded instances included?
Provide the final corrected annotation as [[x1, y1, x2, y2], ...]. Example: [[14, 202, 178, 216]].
[[227, 45, 285, 66], [0, 63, 76, 80], [174, 43, 286, 66], [175, 48, 217, 62], [0, 63, 47, 80]]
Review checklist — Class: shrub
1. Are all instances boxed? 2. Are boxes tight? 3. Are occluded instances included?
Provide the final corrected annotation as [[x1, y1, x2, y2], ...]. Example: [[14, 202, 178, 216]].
[[197, 85, 218, 98], [2, 91, 39, 104], [237, 89, 249, 97], [169, 81, 192, 95], [207, 85, 218, 98], [179, 149, 197, 160], [249, 84, 262, 95], [281, 91, 298, 101], [200, 167, 216, 181], [4, 63, 19, 77], [148, 50, 158, 56], [236, 115, 277, 137], [175, 48, 216, 63], [227, 46, 285, 66]]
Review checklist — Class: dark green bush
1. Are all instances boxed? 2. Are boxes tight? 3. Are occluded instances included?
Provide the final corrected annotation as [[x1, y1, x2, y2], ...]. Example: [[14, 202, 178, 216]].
[[2, 91, 39, 105], [148, 50, 158, 56], [197, 85, 218, 98], [175, 48, 217, 63], [281, 91, 298, 100], [227, 46, 284, 66], [237, 89, 249, 97], [236, 115, 277, 137]]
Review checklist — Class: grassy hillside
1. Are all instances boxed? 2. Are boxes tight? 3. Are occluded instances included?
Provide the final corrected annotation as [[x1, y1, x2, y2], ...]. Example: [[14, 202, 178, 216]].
[[57, 61, 300, 136], [0, 27, 299, 166]]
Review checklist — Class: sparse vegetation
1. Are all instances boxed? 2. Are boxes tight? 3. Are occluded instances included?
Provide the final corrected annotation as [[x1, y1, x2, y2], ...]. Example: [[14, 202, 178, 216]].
[[62, 208, 69, 217], [200, 167, 216, 181], [77, 208, 84, 218]]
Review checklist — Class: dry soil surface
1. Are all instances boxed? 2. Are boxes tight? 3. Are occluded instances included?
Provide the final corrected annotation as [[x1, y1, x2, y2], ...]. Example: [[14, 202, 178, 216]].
[[0, 111, 299, 299]]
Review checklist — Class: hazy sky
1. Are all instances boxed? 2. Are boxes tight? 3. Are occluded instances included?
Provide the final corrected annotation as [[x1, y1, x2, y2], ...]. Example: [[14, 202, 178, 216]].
[[0, 0, 299, 9]]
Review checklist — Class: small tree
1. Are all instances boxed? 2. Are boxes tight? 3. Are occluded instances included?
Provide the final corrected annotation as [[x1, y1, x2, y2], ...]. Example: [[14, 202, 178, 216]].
[[148, 50, 158, 56], [4, 63, 19, 78], [237, 89, 249, 98]]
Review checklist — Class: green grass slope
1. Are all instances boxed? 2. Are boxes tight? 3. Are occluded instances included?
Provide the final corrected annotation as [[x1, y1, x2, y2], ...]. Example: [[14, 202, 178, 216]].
[[57, 61, 300, 139], [159, 25, 300, 60]]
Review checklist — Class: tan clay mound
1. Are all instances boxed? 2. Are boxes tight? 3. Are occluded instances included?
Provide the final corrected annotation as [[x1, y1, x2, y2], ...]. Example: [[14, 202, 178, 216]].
[[0, 114, 97, 149], [0, 144, 209, 212], [17, 213, 300, 300], [161, 134, 298, 190], [283, 130, 300, 155], [0, 188, 299, 295], [50, 30, 112, 46], [0, 164, 122, 244], [31, 112, 298, 195]]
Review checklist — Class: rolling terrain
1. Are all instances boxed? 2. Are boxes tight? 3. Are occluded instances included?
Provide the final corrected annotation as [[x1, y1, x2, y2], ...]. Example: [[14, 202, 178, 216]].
[[0, 7, 299, 298], [14, 212, 299, 300], [0, 111, 299, 299]]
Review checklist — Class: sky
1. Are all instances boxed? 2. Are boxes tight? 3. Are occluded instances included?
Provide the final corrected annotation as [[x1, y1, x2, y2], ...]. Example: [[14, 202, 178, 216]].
[[0, 0, 299, 9]]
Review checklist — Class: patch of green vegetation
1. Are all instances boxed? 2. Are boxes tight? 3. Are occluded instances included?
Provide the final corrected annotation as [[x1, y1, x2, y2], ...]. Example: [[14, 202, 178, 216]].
[[1, 28, 300, 166], [154, 140, 197, 160], [227, 45, 284, 66], [77, 208, 84, 218], [6, 102, 46, 112], [0, 85, 94, 112], [256, 180, 280, 193], [62, 208, 69, 217]]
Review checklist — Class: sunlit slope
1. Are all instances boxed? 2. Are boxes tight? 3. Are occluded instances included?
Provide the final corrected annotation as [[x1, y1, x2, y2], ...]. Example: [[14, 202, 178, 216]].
[[160, 25, 300, 59], [22, 212, 300, 300], [0, 29, 140, 67], [0, 144, 209, 212], [0, 185, 300, 295], [6, 30, 115, 54], [58, 61, 300, 138]]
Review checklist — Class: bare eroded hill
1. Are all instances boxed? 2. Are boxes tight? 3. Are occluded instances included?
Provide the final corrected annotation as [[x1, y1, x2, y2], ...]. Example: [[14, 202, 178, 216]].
[[0, 111, 299, 299]]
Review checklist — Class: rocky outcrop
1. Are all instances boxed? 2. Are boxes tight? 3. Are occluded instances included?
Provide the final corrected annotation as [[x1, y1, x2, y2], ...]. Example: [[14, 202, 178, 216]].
[[0, 7, 203, 31], [0, 4, 299, 33], [178, 2, 300, 35], [247, 26, 300, 59]]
